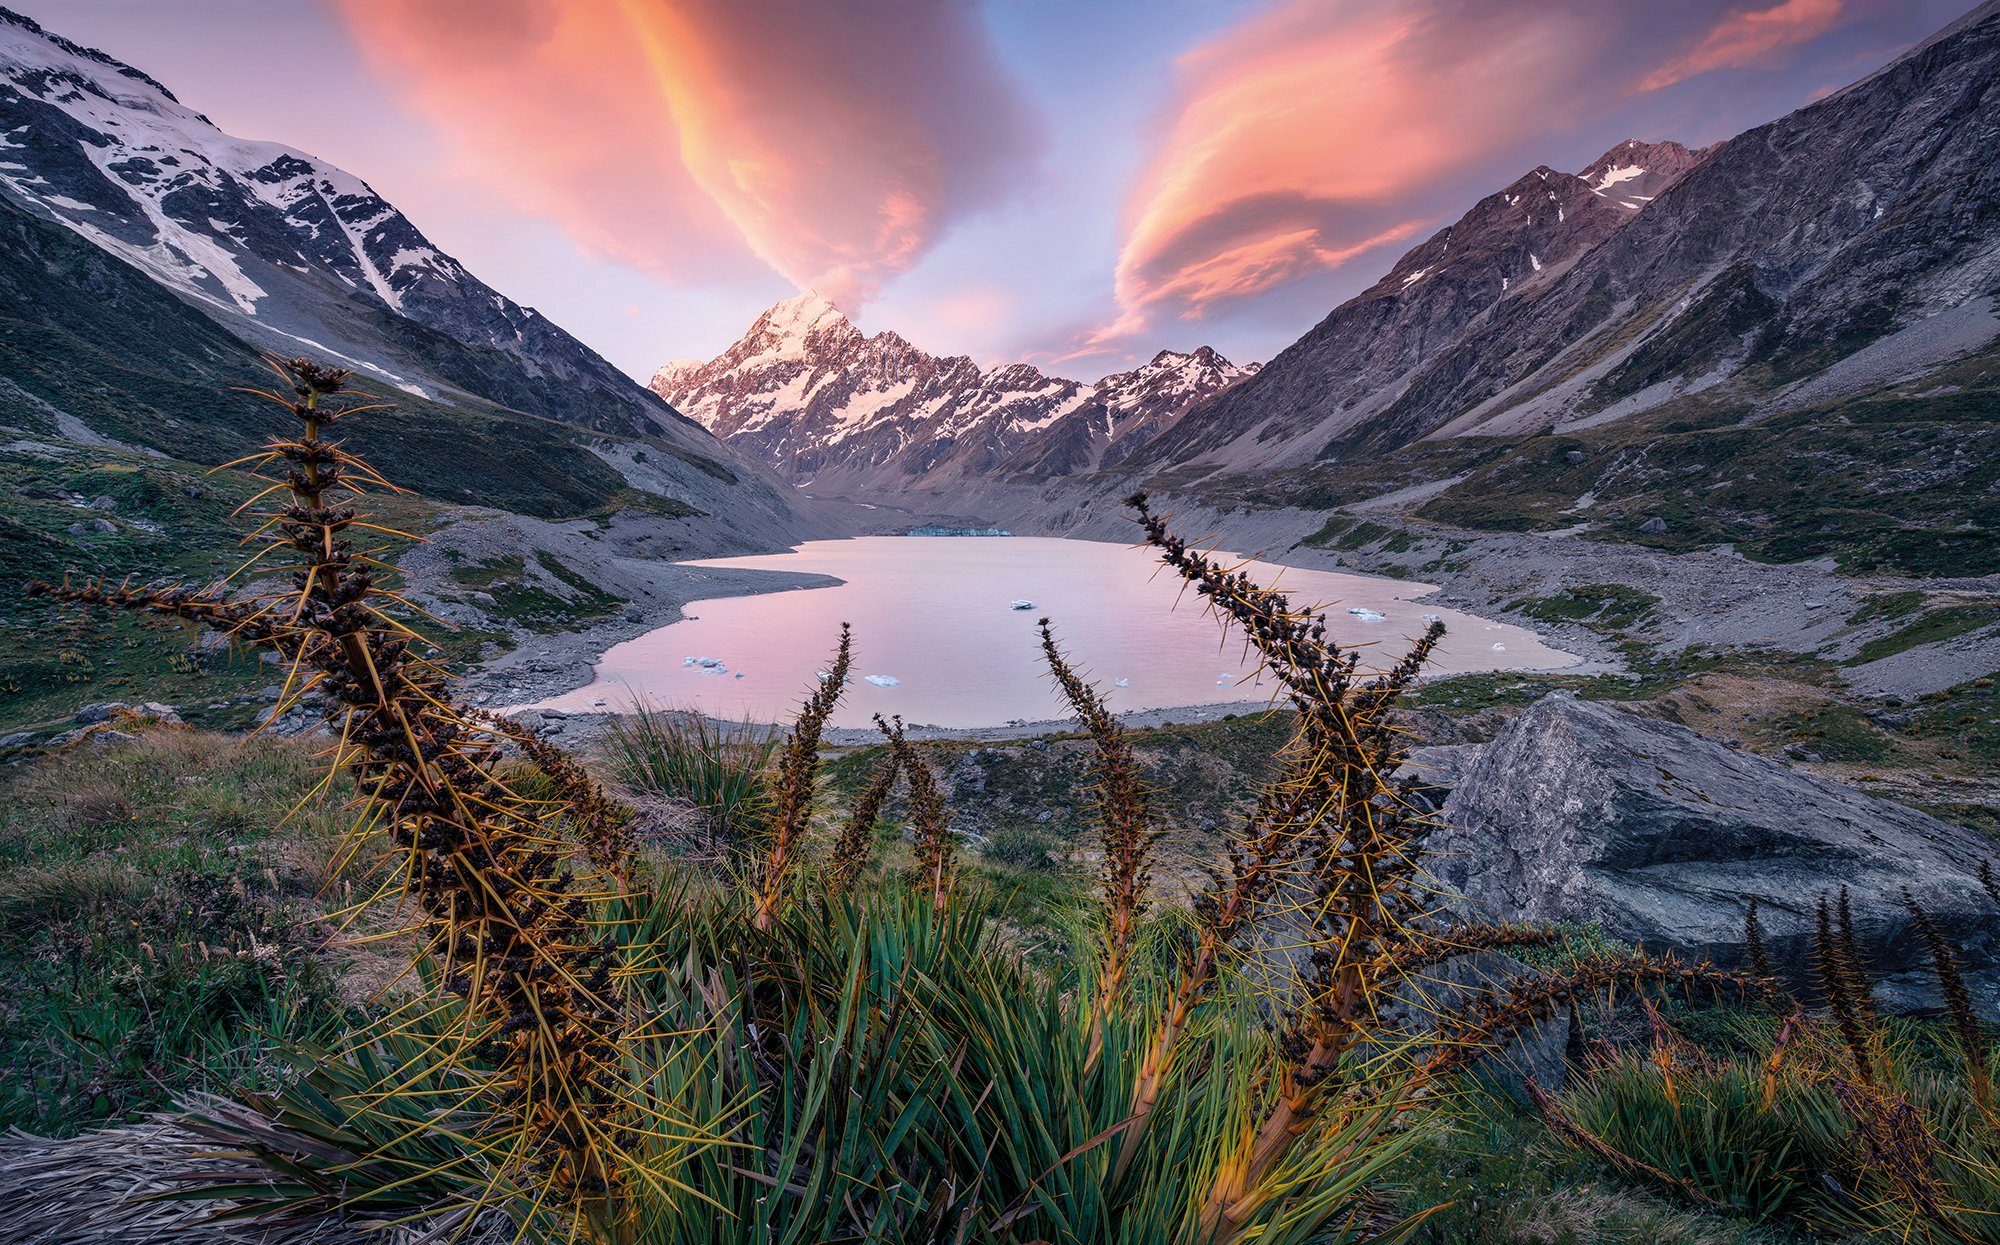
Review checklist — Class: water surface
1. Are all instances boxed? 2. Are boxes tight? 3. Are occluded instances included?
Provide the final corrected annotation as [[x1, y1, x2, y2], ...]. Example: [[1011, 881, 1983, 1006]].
[[534, 537, 1576, 729]]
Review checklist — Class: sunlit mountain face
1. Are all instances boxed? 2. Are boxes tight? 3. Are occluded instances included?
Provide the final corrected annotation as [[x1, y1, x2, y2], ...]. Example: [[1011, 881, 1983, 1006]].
[[12, 0, 1979, 382]]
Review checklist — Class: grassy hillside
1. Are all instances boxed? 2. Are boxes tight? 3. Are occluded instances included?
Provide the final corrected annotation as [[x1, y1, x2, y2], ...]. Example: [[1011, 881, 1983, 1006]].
[[1245, 342, 2000, 578], [0, 193, 739, 520]]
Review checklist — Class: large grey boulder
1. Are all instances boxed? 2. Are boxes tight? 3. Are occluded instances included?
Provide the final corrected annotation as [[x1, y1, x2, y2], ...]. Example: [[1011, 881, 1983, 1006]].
[[1433, 694, 2000, 1015]]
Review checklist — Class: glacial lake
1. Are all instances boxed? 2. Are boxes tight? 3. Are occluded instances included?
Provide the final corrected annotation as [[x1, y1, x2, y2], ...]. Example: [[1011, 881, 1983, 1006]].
[[533, 536, 1578, 730]]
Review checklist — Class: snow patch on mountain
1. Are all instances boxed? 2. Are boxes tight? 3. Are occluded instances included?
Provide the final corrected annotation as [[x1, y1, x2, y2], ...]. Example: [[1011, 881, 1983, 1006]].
[[0, 5, 683, 438]]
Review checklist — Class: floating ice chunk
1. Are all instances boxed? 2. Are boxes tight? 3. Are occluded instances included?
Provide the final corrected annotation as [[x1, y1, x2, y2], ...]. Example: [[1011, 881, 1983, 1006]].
[[1347, 608, 1386, 622], [815, 670, 833, 682], [1010, 599, 1035, 611], [590, 698, 606, 707], [734, 672, 744, 679], [693, 665, 727, 677], [684, 655, 725, 668], [864, 674, 901, 687], [1423, 613, 1441, 622], [1492, 643, 1507, 651], [1114, 678, 1130, 688]]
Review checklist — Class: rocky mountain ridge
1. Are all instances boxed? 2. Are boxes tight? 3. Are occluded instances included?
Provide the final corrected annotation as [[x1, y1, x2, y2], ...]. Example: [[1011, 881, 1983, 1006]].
[[1142, 1, 2000, 476], [0, 5, 682, 439], [650, 292, 1255, 493], [1127, 138, 1706, 474], [0, 5, 820, 554]]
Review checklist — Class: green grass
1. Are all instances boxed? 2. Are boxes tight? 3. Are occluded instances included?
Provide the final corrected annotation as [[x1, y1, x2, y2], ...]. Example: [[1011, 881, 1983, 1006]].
[[603, 704, 778, 854], [1298, 516, 1395, 551], [1845, 604, 2000, 666], [445, 550, 626, 632], [0, 727, 358, 1135], [1510, 584, 1661, 634], [1771, 702, 1901, 764], [1845, 590, 1928, 627], [0, 442, 493, 734], [1393, 1088, 1786, 1245], [1909, 678, 2000, 767]]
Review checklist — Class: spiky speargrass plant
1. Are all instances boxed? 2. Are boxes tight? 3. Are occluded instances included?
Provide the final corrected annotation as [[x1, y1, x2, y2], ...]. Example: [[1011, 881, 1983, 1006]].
[[750, 628, 850, 930], [1040, 617, 1157, 1051], [1534, 894, 1999, 1243], [1114, 493, 1772, 1242], [495, 711, 634, 879], [875, 713, 954, 909], [30, 357, 670, 1218], [823, 725, 899, 894]]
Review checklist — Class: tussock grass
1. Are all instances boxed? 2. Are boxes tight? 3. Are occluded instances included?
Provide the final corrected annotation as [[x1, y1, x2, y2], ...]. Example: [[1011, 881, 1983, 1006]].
[[0, 727, 352, 1136], [602, 701, 777, 857]]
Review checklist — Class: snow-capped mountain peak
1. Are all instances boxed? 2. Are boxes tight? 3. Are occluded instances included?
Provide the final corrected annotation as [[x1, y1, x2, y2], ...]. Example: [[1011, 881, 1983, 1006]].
[[0, 5, 676, 435], [758, 290, 848, 338], [652, 300, 1255, 488]]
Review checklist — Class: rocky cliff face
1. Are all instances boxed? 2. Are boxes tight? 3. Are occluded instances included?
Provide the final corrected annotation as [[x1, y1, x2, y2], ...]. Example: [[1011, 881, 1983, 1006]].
[[1138, 1, 2000, 476], [1128, 141, 1703, 473], [652, 293, 1254, 493], [0, 5, 684, 439]]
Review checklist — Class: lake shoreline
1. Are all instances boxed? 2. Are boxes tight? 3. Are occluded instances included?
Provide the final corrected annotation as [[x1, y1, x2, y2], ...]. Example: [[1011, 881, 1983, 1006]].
[[473, 534, 1600, 742]]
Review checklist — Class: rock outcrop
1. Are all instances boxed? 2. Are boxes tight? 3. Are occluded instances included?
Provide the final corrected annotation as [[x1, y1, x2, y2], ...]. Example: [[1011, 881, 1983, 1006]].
[[1433, 694, 2000, 1015]]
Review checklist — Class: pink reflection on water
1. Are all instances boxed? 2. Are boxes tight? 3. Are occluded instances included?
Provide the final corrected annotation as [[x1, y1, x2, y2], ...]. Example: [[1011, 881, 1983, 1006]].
[[532, 537, 1578, 729]]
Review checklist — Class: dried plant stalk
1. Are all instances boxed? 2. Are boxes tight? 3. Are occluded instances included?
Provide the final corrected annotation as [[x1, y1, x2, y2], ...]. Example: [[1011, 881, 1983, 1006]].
[[877, 714, 953, 909], [826, 733, 900, 894], [752, 626, 851, 930], [33, 357, 643, 1203], [1038, 618, 1156, 1038]]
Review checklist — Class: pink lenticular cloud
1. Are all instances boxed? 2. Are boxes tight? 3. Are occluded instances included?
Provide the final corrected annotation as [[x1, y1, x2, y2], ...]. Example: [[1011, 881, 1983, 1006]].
[[1642, 0, 1848, 92], [337, 0, 1038, 307], [1101, 0, 1603, 343]]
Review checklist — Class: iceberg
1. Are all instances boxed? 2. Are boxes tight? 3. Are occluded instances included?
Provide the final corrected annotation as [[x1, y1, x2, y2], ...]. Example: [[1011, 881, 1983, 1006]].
[[1423, 613, 1442, 623], [1346, 608, 1386, 622], [1010, 599, 1035, 611], [864, 674, 902, 688], [684, 656, 725, 668], [1114, 678, 1130, 688], [1492, 643, 1507, 652]]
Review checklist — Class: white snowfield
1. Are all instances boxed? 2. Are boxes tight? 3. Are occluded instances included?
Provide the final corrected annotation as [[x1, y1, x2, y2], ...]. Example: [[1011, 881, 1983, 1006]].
[[0, 17, 469, 319]]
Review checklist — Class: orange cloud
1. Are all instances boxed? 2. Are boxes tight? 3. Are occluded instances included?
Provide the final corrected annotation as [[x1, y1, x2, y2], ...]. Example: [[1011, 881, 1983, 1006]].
[[1105, 0, 1599, 339], [336, 0, 1035, 304], [1642, 0, 1846, 92]]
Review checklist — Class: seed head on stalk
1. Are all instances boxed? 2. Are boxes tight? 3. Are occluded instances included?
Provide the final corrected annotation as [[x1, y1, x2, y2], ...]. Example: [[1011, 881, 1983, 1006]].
[[31, 356, 682, 1219]]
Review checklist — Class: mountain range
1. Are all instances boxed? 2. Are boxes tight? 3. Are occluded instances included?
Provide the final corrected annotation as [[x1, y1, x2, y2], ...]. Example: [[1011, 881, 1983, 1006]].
[[662, 0, 2000, 538], [649, 294, 1255, 495], [1141, 3, 2000, 479], [1, 0, 1995, 576], [0, 4, 810, 544]]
